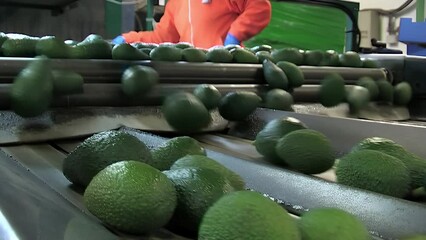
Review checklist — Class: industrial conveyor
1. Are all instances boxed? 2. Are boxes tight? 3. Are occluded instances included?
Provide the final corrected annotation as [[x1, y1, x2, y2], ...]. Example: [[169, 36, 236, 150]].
[[1, 55, 426, 240]]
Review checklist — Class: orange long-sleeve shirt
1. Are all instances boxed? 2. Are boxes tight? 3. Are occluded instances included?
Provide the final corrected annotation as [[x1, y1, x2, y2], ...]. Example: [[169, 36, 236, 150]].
[[122, 0, 272, 49]]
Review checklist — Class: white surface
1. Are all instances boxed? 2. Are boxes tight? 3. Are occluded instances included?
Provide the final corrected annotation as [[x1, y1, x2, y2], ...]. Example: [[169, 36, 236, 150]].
[[358, 10, 381, 48], [348, 0, 423, 53]]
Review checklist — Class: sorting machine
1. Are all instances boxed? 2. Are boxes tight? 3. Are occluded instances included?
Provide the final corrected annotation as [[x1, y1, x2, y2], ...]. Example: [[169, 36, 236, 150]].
[[0, 54, 426, 240]]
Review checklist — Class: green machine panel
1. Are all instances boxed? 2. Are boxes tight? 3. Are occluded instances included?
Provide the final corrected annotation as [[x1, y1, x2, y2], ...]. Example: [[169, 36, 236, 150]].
[[244, 0, 359, 53]]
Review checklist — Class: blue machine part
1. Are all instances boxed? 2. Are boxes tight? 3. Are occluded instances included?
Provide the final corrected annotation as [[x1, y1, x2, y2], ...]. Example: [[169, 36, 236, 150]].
[[399, 18, 426, 56]]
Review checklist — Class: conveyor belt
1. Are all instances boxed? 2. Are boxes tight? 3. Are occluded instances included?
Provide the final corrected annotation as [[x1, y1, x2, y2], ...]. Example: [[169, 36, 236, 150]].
[[0, 56, 424, 239], [0, 58, 393, 110], [2, 126, 425, 240]]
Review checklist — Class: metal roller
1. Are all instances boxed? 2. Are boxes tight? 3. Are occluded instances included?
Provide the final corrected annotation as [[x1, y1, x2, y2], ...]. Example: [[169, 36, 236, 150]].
[[0, 57, 390, 84], [301, 66, 391, 83], [0, 83, 267, 109], [0, 83, 369, 109]]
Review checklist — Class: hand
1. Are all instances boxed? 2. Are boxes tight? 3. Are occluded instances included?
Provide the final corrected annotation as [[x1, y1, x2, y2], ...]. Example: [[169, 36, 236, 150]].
[[112, 35, 126, 45], [224, 33, 240, 46]]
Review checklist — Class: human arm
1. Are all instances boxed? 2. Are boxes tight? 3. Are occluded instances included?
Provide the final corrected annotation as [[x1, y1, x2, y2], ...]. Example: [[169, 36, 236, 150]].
[[121, 0, 180, 43], [225, 0, 272, 44]]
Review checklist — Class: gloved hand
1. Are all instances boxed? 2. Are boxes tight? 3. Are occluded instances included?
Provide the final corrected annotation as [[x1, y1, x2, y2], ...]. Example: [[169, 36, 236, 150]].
[[112, 35, 126, 45], [224, 33, 240, 46]]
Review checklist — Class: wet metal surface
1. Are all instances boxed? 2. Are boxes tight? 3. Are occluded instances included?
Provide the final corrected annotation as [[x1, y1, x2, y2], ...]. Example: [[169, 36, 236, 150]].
[[0, 107, 228, 145], [0, 149, 119, 240], [228, 108, 426, 159]]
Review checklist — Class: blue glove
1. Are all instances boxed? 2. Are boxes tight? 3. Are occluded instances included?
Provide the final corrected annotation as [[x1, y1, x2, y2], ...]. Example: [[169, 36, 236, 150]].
[[112, 35, 126, 45], [224, 33, 240, 46]]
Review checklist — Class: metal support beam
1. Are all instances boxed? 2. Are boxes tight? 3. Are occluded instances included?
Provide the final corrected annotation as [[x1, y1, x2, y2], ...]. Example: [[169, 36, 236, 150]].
[[417, 0, 425, 22]]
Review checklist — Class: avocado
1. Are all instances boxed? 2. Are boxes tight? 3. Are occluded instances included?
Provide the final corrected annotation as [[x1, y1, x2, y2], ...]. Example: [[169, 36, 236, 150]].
[[151, 136, 206, 171], [223, 44, 241, 51], [163, 168, 236, 236], [174, 42, 193, 49], [112, 43, 150, 60], [254, 117, 307, 164], [356, 76, 379, 100], [199, 190, 301, 240], [64, 40, 79, 46], [230, 48, 258, 63], [193, 84, 222, 110], [182, 48, 207, 62], [35, 36, 70, 58], [276, 61, 304, 88], [275, 129, 335, 174], [121, 65, 158, 97], [150, 45, 182, 61], [376, 79, 394, 103], [132, 42, 158, 50], [256, 51, 275, 63], [271, 48, 304, 65], [251, 45, 272, 53], [70, 34, 112, 59], [206, 48, 233, 63], [10, 56, 53, 118], [320, 50, 340, 66], [218, 91, 261, 121], [263, 89, 293, 111], [262, 59, 289, 90], [0, 32, 8, 45], [362, 59, 379, 68], [339, 51, 362, 68], [52, 70, 84, 95], [84, 161, 177, 235], [162, 92, 211, 132], [351, 137, 426, 189], [139, 47, 152, 55], [304, 50, 324, 66], [319, 73, 346, 107], [62, 130, 153, 187], [298, 208, 370, 240], [336, 149, 410, 198], [393, 82, 412, 105], [170, 154, 245, 190], [1, 37, 38, 57], [346, 86, 370, 113]]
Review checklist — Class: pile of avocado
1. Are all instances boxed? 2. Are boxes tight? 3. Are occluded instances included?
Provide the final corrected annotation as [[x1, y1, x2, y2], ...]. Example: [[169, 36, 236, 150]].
[[0, 32, 379, 67], [319, 73, 413, 114], [62, 129, 426, 239], [254, 117, 336, 174], [336, 137, 426, 199], [254, 117, 426, 200]]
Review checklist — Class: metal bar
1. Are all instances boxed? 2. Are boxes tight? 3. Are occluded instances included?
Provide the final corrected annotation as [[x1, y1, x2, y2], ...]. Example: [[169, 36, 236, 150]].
[[0, 84, 377, 109], [0, 58, 389, 84], [146, 0, 154, 30], [417, 0, 425, 22]]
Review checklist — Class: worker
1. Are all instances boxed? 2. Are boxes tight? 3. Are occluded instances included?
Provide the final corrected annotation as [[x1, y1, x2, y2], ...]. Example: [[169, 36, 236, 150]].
[[112, 0, 272, 49]]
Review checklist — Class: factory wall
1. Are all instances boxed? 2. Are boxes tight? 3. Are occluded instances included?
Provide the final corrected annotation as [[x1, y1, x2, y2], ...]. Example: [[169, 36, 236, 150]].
[[350, 0, 422, 53], [0, 0, 105, 41]]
